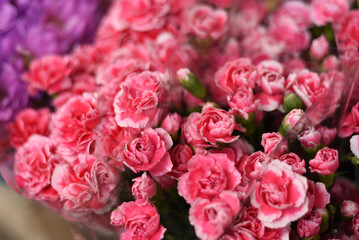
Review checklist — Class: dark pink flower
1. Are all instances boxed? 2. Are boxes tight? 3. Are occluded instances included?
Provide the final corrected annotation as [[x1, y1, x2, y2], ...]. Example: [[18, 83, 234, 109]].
[[132, 172, 156, 200], [121, 128, 173, 176], [111, 199, 166, 240], [338, 11, 359, 47], [261, 132, 288, 156], [215, 58, 258, 94], [353, 215, 359, 239], [169, 143, 193, 179], [52, 154, 119, 216], [251, 160, 309, 228], [178, 153, 242, 204], [51, 94, 99, 161], [23, 55, 76, 95], [189, 191, 241, 240], [307, 180, 331, 212], [339, 103, 359, 138], [280, 153, 306, 174], [186, 4, 227, 40], [14, 135, 58, 201], [198, 106, 239, 145], [297, 210, 321, 238], [309, 147, 339, 175], [7, 108, 51, 148], [114, 71, 168, 129], [318, 126, 337, 146]]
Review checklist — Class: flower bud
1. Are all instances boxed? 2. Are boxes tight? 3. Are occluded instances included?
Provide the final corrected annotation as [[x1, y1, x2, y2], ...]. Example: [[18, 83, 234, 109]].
[[283, 93, 303, 113], [177, 68, 207, 99], [279, 109, 305, 135]]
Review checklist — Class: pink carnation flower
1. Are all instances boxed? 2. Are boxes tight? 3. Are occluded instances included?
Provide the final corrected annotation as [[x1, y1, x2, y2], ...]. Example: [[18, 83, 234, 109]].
[[310, 35, 329, 60], [114, 71, 168, 129], [298, 127, 322, 149], [240, 151, 268, 181], [215, 58, 258, 94], [228, 86, 259, 120], [161, 113, 182, 134], [186, 4, 227, 40], [169, 143, 193, 179], [181, 112, 211, 148], [23, 55, 76, 95], [189, 191, 241, 240], [51, 94, 99, 161], [111, 199, 166, 240], [178, 153, 242, 204], [261, 132, 288, 157], [309, 147, 339, 175], [121, 128, 173, 176], [7, 108, 51, 148], [132, 172, 156, 200], [52, 154, 119, 216], [198, 106, 240, 145], [311, 0, 349, 26], [14, 135, 58, 201], [297, 209, 321, 238], [251, 160, 309, 228], [280, 153, 306, 174]]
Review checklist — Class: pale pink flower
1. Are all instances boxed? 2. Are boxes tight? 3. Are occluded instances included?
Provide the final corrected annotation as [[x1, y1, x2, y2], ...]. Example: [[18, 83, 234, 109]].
[[323, 55, 340, 71], [228, 87, 259, 120], [51, 154, 119, 216], [297, 210, 322, 238], [161, 113, 182, 134], [132, 172, 156, 200], [169, 143, 193, 179], [186, 4, 227, 40], [261, 132, 288, 156], [309, 147, 339, 175], [51, 94, 99, 161], [189, 191, 241, 240], [198, 106, 239, 145], [114, 71, 168, 129], [215, 58, 258, 94], [251, 160, 309, 228], [111, 199, 166, 240], [310, 35, 329, 60], [280, 153, 306, 174], [121, 128, 173, 176], [311, 0, 349, 26], [7, 108, 51, 148], [178, 153, 242, 204], [350, 135, 359, 158], [298, 127, 322, 149], [23, 55, 76, 95], [341, 200, 359, 218], [14, 135, 58, 201]]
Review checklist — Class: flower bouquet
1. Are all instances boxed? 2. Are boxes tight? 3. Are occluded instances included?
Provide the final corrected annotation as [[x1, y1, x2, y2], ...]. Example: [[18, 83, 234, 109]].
[[2, 0, 359, 239]]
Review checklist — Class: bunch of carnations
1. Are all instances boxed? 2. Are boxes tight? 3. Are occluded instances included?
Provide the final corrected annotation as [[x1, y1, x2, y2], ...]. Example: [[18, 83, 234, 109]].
[[3, 0, 359, 239], [0, 0, 107, 157]]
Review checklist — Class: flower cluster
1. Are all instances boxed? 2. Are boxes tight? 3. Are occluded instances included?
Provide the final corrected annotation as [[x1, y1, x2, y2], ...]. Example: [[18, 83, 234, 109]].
[[0, 0, 106, 156], [4, 0, 359, 239]]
